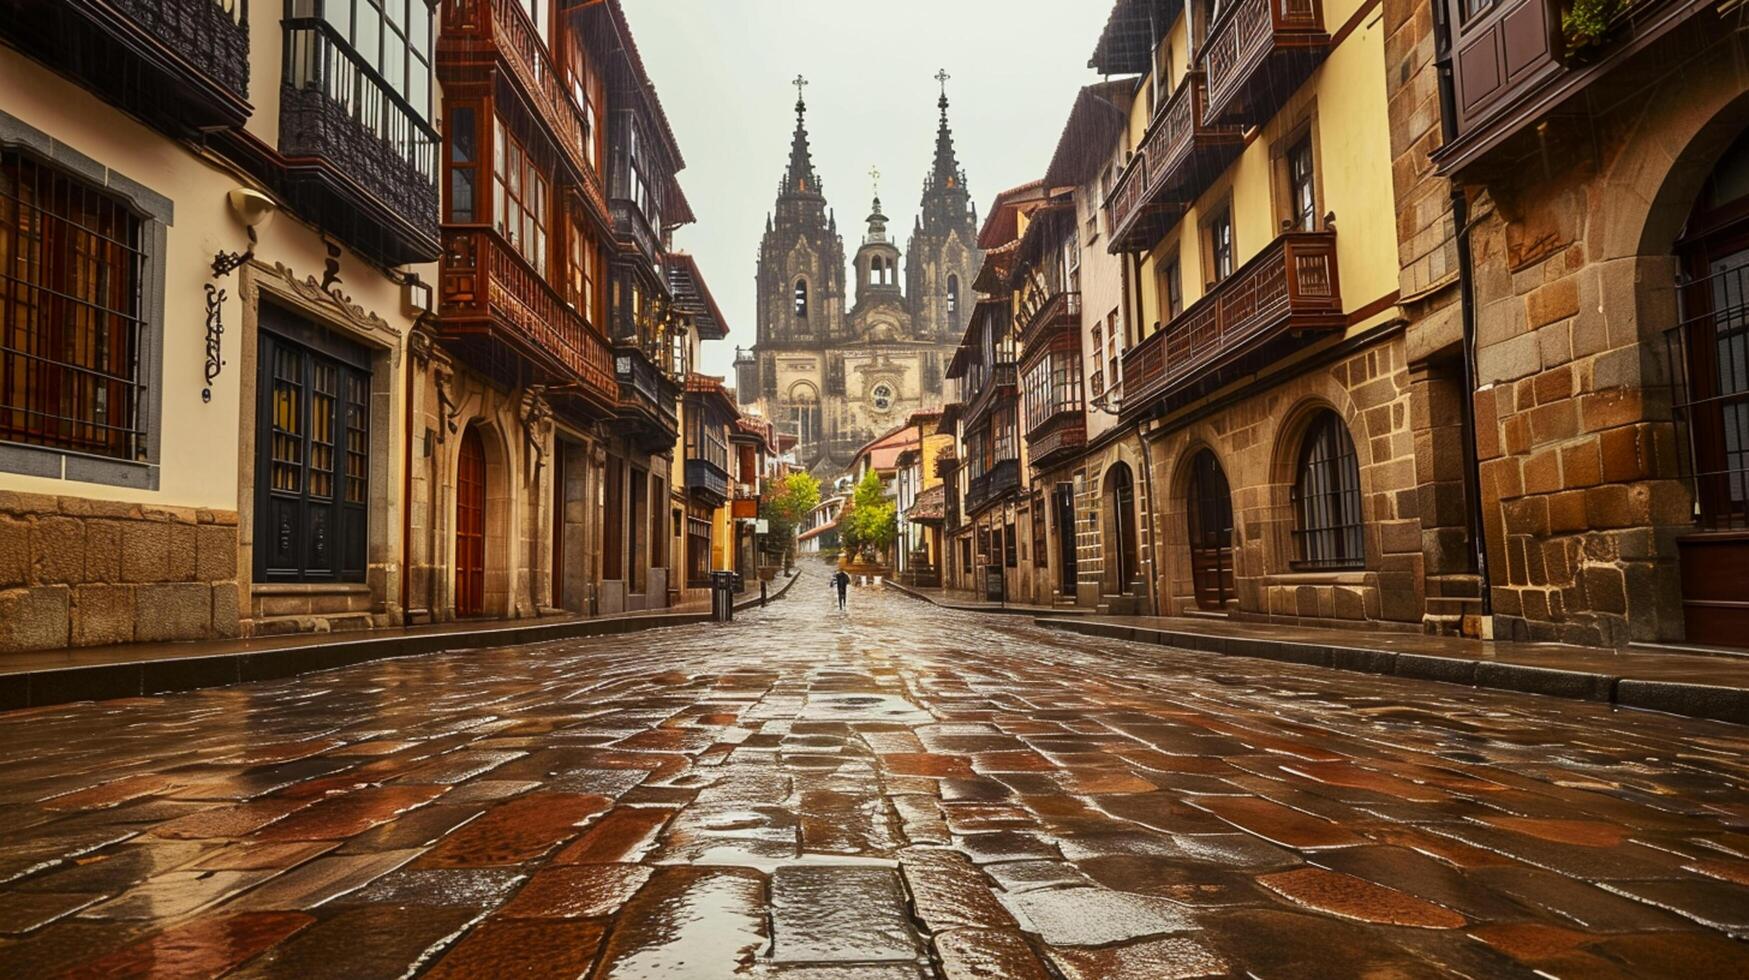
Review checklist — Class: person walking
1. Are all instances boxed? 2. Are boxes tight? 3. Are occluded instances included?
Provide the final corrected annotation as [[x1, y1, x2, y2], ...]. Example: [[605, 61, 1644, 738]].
[[833, 569, 851, 610]]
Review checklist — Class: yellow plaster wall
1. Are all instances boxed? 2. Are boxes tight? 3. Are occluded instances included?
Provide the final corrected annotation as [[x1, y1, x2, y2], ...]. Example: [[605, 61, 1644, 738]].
[[1133, 6, 1395, 337]]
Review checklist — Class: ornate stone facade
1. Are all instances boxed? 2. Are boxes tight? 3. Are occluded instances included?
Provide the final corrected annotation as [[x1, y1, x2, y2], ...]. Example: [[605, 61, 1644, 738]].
[[745, 80, 981, 476]]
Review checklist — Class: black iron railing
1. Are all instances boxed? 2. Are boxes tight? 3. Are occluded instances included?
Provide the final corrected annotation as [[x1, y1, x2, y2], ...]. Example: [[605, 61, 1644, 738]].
[[281, 18, 440, 224]]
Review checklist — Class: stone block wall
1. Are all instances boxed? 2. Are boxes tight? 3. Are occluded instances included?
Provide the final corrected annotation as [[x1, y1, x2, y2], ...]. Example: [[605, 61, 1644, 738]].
[[1144, 333, 1427, 630], [0, 492, 239, 652]]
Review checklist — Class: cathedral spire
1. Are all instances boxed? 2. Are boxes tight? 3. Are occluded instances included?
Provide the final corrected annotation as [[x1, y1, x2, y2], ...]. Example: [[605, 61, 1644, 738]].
[[929, 69, 962, 191], [783, 75, 822, 198]]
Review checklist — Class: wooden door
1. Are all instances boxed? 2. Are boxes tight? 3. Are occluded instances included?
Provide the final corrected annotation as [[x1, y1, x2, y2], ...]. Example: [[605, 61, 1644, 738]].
[[1054, 484, 1078, 595], [455, 426, 487, 618], [1187, 449, 1235, 611], [1110, 464, 1137, 594]]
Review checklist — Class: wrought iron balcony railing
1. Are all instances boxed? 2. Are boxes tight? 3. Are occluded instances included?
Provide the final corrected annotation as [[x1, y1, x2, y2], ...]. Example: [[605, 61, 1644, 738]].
[[1200, 0, 1329, 127], [686, 458, 730, 504], [965, 459, 1020, 515], [1121, 230, 1343, 417], [1027, 414, 1088, 470], [281, 19, 440, 263], [614, 343, 680, 448], [0, 0, 250, 135]]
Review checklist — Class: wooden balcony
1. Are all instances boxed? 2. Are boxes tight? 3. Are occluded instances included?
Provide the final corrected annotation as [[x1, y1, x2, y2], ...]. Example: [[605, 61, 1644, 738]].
[[439, 0, 607, 217], [1121, 230, 1343, 418], [963, 362, 1018, 431], [612, 198, 663, 269], [614, 344, 680, 453], [0, 0, 251, 137], [1018, 291, 1082, 353], [1106, 73, 1243, 253], [280, 20, 441, 266], [1028, 414, 1087, 471], [965, 459, 1021, 516], [1200, 0, 1329, 126], [1435, 0, 1709, 177], [438, 228, 618, 412], [686, 459, 730, 507]]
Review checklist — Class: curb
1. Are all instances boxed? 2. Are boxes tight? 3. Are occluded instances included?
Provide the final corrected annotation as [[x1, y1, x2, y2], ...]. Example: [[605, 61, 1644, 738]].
[[1, 570, 805, 713], [883, 579, 1091, 617], [1035, 617, 1749, 727]]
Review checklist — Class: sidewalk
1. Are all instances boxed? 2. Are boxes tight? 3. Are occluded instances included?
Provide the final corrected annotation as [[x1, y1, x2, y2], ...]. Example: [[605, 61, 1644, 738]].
[[886, 580, 1749, 725], [0, 569, 804, 712], [883, 579, 1091, 616]]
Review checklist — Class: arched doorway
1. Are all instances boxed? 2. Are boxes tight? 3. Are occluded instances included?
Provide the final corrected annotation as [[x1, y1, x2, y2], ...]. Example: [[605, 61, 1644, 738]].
[[1105, 462, 1138, 595], [1673, 129, 1749, 645], [1187, 449, 1235, 611], [455, 425, 487, 618]]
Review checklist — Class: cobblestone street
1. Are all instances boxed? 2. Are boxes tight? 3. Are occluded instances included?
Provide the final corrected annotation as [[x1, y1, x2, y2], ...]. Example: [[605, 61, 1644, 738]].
[[1, 568, 1747, 977]]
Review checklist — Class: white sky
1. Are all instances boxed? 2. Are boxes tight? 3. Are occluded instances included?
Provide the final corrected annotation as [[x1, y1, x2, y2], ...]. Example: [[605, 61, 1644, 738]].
[[624, 0, 1117, 380]]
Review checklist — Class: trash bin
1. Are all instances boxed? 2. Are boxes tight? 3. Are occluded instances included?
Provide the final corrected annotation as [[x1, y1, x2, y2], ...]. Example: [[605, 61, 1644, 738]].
[[710, 570, 737, 622]]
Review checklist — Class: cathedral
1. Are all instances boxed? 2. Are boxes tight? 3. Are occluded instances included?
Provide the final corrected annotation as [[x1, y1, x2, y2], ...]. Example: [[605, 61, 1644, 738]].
[[735, 74, 981, 477]]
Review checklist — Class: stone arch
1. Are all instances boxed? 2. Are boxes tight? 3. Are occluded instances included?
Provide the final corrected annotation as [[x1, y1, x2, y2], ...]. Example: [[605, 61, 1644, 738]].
[[1264, 395, 1370, 574], [1160, 437, 1238, 614], [1099, 458, 1141, 597]]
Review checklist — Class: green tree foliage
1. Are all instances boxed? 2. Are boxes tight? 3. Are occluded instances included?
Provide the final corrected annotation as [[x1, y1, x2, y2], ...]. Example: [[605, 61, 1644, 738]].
[[841, 469, 897, 563], [759, 471, 821, 560]]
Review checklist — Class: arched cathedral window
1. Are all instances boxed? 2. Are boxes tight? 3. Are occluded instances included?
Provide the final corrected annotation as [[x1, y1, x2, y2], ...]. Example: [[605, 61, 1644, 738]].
[[794, 279, 809, 318], [947, 275, 960, 318]]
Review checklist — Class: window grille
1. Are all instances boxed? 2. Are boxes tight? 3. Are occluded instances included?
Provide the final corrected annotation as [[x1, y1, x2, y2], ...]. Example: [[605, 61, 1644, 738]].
[[1292, 410, 1365, 569], [0, 149, 147, 461]]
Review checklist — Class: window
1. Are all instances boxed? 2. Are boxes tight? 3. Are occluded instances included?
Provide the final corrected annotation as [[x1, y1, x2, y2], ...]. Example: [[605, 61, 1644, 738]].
[[1288, 135, 1317, 232], [301, 0, 434, 120], [687, 515, 711, 587], [794, 278, 809, 318], [1208, 207, 1234, 283], [947, 275, 959, 319], [1293, 410, 1365, 569], [1032, 497, 1047, 571], [255, 316, 371, 583], [562, 27, 603, 171], [1090, 324, 1105, 398], [1106, 309, 1122, 396], [494, 118, 548, 274], [447, 106, 478, 223], [1160, 256, 1183, 321], [0, 149, 146, 462], [565, 214, 598, 320], [1023, 351, 1081, 432]]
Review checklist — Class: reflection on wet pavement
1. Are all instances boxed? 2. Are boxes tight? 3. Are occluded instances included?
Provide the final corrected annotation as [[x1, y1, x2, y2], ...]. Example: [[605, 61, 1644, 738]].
[[1, 562, 1748, 976]]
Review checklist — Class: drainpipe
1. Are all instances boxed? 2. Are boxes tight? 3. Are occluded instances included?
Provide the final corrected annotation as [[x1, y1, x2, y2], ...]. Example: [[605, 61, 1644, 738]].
[[1433, 2, 1493, 620]]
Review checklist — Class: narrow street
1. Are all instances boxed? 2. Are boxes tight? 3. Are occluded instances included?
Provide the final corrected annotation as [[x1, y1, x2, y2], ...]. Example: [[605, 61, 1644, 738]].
[[1, 566, 1747, 978]]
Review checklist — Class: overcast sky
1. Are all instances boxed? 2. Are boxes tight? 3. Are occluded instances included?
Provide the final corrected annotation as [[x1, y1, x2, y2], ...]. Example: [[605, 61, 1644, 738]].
[[625, 0, 1116, 379]]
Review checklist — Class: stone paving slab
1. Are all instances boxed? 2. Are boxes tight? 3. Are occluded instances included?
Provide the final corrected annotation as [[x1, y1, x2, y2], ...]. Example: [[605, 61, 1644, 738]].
[[0, 565, 1746, 975]]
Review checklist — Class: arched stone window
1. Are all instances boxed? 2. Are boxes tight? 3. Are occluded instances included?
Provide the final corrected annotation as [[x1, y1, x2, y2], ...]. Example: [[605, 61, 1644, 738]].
[[947, 275, 960, 318], [1292, 410, 1364, 569], [794, 278, 809, 318]]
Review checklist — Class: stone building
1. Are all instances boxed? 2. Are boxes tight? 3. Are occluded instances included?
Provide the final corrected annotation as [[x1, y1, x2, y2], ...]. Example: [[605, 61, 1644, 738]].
[[740, 79, 981, 477], [1388, 0, 1749, 648], [0, 0, 731, 656]]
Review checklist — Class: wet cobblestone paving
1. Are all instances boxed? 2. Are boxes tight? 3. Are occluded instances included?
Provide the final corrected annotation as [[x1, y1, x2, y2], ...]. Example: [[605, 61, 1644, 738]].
[[3, 568, 1749, 977]]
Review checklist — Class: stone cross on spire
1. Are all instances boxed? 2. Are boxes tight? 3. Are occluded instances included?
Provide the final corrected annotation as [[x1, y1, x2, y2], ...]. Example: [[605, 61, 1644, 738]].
[[793, 74, 808, 108], [783, 74, 820, 197], [936, 68, 951, 101], [869, 165, 881, 201]]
